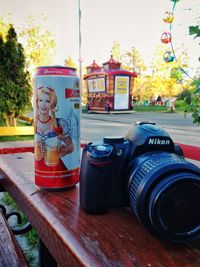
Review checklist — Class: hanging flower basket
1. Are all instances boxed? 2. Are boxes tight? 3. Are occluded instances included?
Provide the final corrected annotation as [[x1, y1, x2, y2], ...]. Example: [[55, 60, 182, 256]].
[[170, 68, 182, 79], [163, 12, 174, 23], [161, 32, 172, 44], [163, 51, 174, 62]]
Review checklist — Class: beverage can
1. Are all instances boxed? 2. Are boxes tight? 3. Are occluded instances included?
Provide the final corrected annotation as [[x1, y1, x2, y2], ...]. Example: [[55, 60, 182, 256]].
[[33, 66, 80, 190]]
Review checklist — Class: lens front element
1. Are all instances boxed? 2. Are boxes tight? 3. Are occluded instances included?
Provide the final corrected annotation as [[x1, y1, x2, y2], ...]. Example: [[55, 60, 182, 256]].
[[149, 177, 200, 242], [128, 152, 200, 243]]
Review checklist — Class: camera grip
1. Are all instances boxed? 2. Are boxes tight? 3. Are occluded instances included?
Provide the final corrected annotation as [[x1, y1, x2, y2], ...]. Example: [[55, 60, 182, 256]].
[[80, 152, 111, 214]]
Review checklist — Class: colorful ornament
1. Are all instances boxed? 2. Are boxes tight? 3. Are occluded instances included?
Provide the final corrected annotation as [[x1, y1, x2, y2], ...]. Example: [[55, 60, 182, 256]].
[[163, 11, 174, 23], [161, 32, 172, 44], [163, 51, 174, 62], [170, 68, 182, 79]]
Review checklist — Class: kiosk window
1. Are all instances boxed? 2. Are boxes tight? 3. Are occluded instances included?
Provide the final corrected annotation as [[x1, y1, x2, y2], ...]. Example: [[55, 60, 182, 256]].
[[88, 78, 105, 93]]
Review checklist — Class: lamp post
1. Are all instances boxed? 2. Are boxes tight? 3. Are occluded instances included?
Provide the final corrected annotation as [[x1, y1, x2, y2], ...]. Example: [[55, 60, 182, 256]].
[[78, 0, 83, 104]]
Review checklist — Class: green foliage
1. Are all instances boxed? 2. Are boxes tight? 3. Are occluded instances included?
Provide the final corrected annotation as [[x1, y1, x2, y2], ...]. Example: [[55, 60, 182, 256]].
[[191, 94, 200, 125], [64, 56, 77, 68], [176, 80, 200, 125], [19, 16, 56, 74], [111, 41, 122, 62], [189, 26, 200, 39], [0, 19, 10, 41], [123, 46, 147, 74], [133, 104, 168, 112], [110, 42, 147, 74], [190, 79, 200, 125], [188, 16, 200, 125], [150, 44, 189, 80], [0, 24, 32, 125], [174, 99, 190, 112], [177, 89, 192, 104]]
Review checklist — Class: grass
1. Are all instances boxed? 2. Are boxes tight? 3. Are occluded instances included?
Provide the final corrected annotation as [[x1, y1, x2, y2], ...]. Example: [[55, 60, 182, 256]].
[[133, 105, 169, 112], [82, 101, 187, 113], [0, 135, 34, 142]]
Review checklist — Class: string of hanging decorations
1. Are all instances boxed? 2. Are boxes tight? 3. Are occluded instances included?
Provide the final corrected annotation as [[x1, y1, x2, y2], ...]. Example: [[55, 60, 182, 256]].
[[161, 0, 196, 80]]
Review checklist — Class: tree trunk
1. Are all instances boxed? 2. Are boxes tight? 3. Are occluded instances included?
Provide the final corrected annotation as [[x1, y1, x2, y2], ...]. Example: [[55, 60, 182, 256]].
[[13, 117, 17, 127], [5, 117, 10, 127]]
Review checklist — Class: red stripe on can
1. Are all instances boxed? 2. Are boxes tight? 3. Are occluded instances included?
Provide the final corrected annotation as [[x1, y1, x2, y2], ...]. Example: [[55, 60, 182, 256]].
[[65, 88, 80, 98]]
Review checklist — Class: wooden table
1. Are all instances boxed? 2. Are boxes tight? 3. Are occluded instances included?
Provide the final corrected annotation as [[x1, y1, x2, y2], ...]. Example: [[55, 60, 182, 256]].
[[0, 148, 200, 267]]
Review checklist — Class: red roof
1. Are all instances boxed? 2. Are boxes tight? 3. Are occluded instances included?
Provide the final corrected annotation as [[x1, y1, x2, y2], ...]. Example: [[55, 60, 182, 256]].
[[102, 55, 121, 65], [83, 69, 137, 80], [86, 60, 102, 69]]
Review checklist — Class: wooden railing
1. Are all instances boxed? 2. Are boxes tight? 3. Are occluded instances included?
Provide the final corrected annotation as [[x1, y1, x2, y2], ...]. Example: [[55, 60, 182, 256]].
[[0, 126, 34, 136], [0, 115, 34, 137]]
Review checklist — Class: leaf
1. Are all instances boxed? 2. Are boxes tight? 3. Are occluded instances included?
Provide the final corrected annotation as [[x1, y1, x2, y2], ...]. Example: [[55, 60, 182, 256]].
[[189, 25, 200, 38]]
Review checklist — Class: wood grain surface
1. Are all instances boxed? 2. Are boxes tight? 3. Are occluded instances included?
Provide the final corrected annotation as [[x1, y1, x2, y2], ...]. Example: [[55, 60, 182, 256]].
[[0, 152, 200, 267]]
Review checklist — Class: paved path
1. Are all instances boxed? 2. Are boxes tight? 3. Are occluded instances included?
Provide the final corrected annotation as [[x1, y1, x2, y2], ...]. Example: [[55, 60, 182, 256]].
[[81, 112, 200, 147], [0, 111, 199, 148]]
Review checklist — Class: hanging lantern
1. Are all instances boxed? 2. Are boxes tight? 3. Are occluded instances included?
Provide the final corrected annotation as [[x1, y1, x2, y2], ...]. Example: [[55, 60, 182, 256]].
[[161, 32, 172, 44], [170, 68, 182, 80], [163, 51, 174, 62], [163, 11, 174, 23]]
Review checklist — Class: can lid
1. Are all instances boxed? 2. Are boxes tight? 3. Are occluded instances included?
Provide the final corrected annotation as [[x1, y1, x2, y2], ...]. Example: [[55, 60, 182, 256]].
[[35, 66, 77, 76], [36, 65, 76, 71]]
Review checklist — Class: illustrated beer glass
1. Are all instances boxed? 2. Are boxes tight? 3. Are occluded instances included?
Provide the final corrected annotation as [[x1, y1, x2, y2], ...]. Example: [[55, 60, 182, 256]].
[[33, 66, 80, 190], [35, 134, 43, 161], [44, 137, 60, 167]]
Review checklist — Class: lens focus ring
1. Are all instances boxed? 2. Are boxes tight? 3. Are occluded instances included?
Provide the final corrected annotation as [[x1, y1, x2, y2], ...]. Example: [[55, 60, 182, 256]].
[[128, 152, 200, 243]]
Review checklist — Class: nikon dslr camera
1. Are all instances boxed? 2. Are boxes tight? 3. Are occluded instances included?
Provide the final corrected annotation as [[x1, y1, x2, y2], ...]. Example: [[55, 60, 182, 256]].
[[80, 122, 200, 243]]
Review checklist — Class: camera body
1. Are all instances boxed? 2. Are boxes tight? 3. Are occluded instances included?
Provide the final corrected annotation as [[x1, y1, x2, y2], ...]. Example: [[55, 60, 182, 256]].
[[80, 122, 200, 243], [80, 136, 130, 214], [80, 122, 177, 214]]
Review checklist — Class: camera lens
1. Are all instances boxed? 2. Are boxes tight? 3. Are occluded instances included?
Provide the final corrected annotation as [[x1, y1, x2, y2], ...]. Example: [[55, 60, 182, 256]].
[[149, 176, 200, 242], [128, 152, 200, 243]]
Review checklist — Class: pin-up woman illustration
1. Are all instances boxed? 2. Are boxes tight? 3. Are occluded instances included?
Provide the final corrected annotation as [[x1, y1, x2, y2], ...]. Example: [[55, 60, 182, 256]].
[[35, 87, 74, 168]]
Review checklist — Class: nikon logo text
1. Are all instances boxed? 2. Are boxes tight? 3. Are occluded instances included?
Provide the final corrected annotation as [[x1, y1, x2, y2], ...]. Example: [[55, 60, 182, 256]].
[[148, 138, 170, 145]]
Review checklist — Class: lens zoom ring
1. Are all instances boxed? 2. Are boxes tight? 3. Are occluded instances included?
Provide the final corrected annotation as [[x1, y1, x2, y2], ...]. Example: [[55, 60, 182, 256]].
[[129, 153, 185, 216]]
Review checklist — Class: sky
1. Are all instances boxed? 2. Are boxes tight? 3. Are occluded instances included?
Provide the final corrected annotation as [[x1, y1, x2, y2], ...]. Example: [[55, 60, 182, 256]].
[[0, 0, 199, 72]]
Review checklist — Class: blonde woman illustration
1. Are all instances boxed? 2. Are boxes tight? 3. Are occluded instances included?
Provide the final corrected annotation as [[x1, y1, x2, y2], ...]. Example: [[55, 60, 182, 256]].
[[35, 87, 74, 169]]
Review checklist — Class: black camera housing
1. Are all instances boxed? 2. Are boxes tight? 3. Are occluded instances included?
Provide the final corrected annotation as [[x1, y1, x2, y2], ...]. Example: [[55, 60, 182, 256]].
[[80, 136, 130, 214], [80, 122, 200, 243]]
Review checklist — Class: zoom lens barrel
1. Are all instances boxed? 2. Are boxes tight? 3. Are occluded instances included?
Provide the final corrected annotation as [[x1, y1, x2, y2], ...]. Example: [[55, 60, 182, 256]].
[[128, 152, 200, 243]]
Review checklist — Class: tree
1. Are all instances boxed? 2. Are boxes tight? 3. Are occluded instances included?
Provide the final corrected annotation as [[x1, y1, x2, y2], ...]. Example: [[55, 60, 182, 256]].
[[0, 18, 10, 40], [189, 25, 200, 40], [188, 23, 200, 125], [0, 25, 32, 126], [150, 44, 189, 79], [111, 42, 147, 74], [189, 79, 200, 125], [123, 46, 147, 74], [64, 56, 77, 68], [149, 44, 191, 98], [19, 16, 56, 75], [111, 41, 122, 62]]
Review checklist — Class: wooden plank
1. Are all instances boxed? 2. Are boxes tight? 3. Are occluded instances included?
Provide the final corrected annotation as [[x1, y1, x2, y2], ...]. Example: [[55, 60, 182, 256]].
[[18, 115, 34, 125], [0, 211, 28, 267], [0, 126, 34, 136]]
